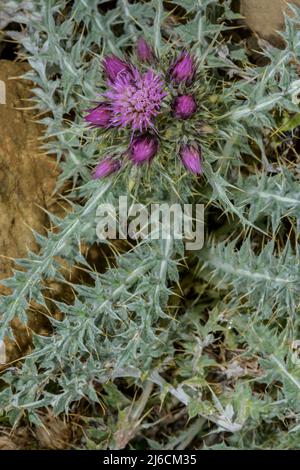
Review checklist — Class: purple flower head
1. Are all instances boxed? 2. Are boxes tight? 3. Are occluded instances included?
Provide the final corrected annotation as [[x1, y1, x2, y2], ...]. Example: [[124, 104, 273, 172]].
[[102, 55, 131, 82], [93, 158, 121, 179], [106, 68, 167, 131], [170, 52, 195, 84], [84, 103, 112, 128], [180, 144, 202, 175], [130, 134, 159, 165], [136, 38, 154, 62], [172, 95, 197, 119]]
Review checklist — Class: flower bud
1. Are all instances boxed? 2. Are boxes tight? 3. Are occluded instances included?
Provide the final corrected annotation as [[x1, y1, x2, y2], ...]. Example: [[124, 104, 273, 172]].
[[130, 134, 159, 165], [102, 55, 131, 82], [136, 38, 154, 62], [180, 144, 202, 175], [172, 95, 197, 119], [170, 52, 195, 84], [84, 103, 111, 127], [93, 158, 121, 179]]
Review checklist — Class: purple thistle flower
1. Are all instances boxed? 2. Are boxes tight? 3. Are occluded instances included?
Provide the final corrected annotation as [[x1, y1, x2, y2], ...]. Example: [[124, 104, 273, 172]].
[[180, 144, 202, 175], [84, 103, 112, 127], [93, 158, 121, 179], [102, 55, 131, 82], [170, 52, 195, 84], [106, 68, 167, 131], [172, 95, 197, 119], [136, 38, 154, 62], [130, 134, 159, 165]]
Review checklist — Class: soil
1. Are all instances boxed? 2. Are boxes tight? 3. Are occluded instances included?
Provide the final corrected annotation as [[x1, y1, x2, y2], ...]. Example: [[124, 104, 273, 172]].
[[0, 411, 76, 449]]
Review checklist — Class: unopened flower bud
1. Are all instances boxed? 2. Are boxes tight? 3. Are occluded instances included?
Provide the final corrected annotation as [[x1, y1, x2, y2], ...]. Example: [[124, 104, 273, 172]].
[[102, 55, 131, 82], [169, 52, 195, 84], [136, 38, 154, 62], [84, 103, 111, 127], [172, 95, 197, 119], [180, 144, 202, 175], [130, 134, 159, 165], [93, 158, 121, 179]]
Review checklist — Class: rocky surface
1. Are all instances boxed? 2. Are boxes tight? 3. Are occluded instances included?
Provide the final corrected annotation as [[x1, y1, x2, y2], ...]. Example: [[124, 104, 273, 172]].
[[0, 60, 58, 294], [240, 0, 300, 45], [0, 60, 59, 366]]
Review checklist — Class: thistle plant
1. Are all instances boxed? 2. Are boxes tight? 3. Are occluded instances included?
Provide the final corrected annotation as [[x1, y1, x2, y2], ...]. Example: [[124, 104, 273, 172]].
[[0, 0, 300, 450]]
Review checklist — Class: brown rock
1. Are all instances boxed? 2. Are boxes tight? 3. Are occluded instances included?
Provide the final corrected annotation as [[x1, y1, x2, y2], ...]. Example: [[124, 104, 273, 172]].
[[0, 60, 58, 293], [0, 60, 59, 364], [240, 0, 300, 45]]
